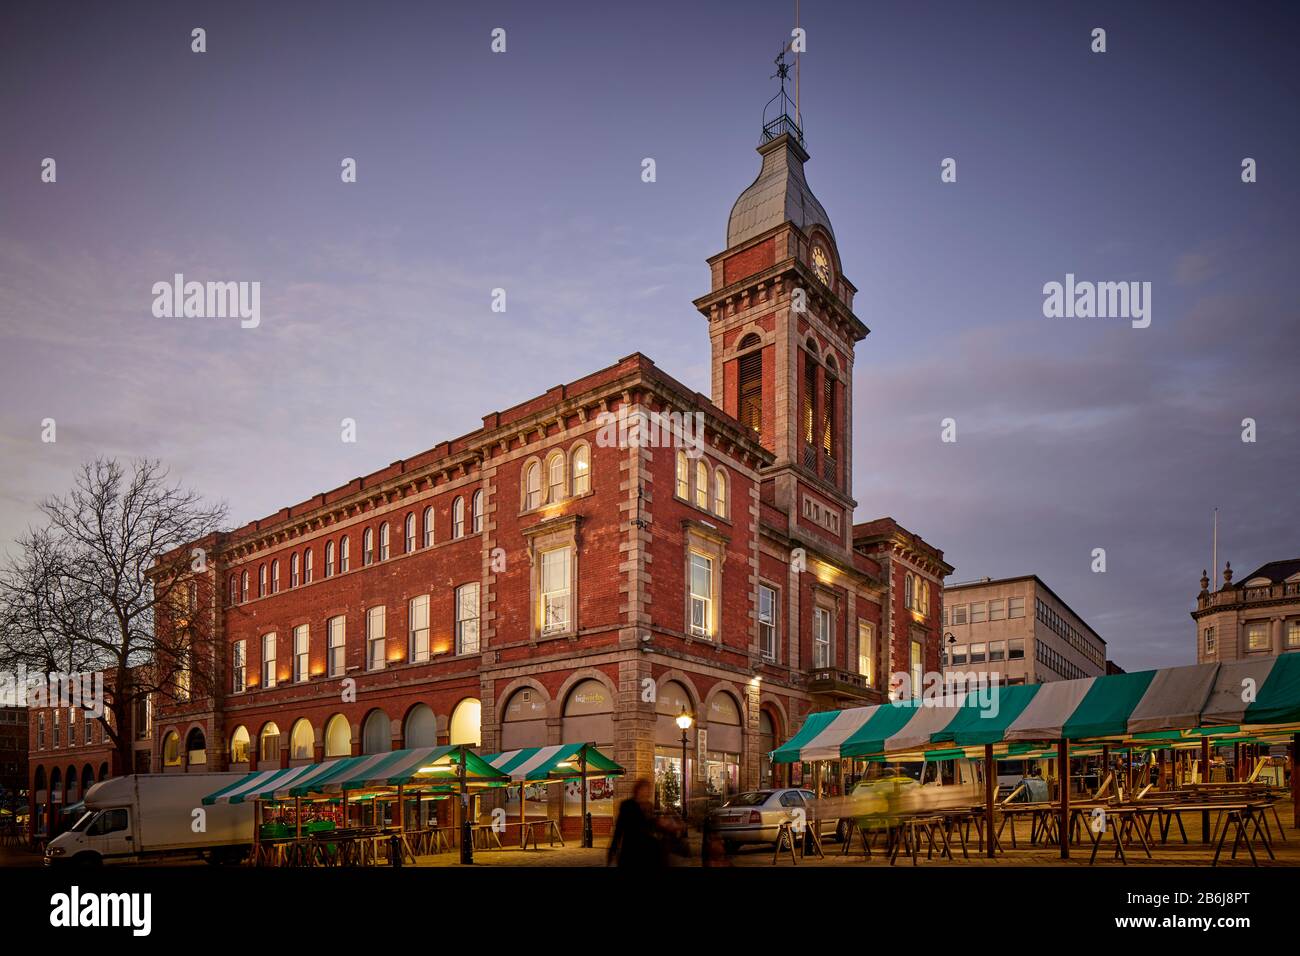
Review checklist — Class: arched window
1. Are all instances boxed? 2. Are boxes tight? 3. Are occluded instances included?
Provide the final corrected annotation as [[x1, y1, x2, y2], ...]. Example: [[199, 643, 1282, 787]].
[[185, 727, 207, 766], [675, 451, 689, 499], [304, 548, 313, 583], [162, 731, 181, 767], [714, 467, 728, 518], [340, 535, 350, 572], [471, 490, 483, 533], [229, 575, 238, 605], [259, 723, 281, 764], [404, 704, 437, 749], [694, 459, 709, 509], [270, 559, 280, 593], [546, 452, 565, 503], [229, 726, 251, 764], [524, 462, 541, 510], [289, 719, 314, 761], [324, 714, 351, 757], [290, 553, 300, 588], [241, 570, 249, 602], [258, 564, 267, 597], [363, 528, 374, 565], [502, 686, 549, 749], [449, 698, 482, 747], [404, 513, 415, 552], [452, 497, 465, 538], [571, 444, 590, 495], [325, 540, 335, 577], [422, 506, 434, 547], [379, 523, 390, 560], [362, 710, 391, 755], [904, 573, 914, 610]]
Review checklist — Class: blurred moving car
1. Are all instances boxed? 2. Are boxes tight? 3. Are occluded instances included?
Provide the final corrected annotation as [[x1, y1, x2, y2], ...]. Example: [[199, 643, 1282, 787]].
[[707, 788, 839, 851]]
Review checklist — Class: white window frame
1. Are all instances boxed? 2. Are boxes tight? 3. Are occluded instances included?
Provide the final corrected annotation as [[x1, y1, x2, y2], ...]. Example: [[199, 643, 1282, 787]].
[[293, 624, 310, 683], [232, 640, 246, 693], [813, 607, 832, 669], [758, 584, 778, 662], [456, 583, 480, 655], [409, 594, 430, 663], [539, 547, 571, 635], [366, 606, 386, 670], [261, 633, 277, 688], [689, 551, 714, 638], [328, 616, 346, 677]]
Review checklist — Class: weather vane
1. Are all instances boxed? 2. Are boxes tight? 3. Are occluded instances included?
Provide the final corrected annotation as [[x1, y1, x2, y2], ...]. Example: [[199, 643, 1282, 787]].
[[762, 46, 802, 145]]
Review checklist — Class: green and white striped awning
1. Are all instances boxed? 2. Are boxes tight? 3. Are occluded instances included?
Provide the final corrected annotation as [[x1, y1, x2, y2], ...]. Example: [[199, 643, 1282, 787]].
[[772, 655, 1300, 763], [482, 743, 623, 782], [202, 745, 509, 805]]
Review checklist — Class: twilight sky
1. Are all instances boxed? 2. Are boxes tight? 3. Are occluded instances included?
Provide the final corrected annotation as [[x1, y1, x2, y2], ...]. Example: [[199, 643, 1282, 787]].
[[1, 1, 1297, 671]]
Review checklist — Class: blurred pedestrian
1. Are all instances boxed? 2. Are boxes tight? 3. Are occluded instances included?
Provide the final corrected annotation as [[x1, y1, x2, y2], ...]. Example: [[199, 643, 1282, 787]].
[[607, 778, 665, 867]]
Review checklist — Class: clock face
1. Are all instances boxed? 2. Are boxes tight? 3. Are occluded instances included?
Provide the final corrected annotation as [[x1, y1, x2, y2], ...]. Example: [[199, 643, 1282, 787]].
[[811, 245, 831, 286]]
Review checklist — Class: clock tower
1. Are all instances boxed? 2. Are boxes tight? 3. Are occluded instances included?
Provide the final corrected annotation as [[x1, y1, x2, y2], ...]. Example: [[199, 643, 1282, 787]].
[[693, 101, 868, 560]]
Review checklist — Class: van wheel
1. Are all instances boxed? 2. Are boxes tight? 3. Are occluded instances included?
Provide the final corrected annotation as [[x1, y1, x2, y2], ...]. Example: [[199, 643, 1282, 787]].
[[72, 852, 102, 867]]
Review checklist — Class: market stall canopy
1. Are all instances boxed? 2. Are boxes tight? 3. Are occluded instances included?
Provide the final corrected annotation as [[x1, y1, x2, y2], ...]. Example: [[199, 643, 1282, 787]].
[[770, 655, 1300, 763], [482, 743, 623, 782], [201, 745, 509, 805]]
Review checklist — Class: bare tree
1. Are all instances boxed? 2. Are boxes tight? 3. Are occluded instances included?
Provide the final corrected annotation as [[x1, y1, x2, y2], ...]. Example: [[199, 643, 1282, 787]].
[[0, 458, 226, 772]]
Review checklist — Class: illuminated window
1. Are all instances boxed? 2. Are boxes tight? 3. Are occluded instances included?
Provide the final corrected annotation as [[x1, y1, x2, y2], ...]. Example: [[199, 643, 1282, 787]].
[[675, 451, 689, 499], [571, 444, 590, 495], [540, 548, 571, 635], [714, 467, 728, 518], [858, 621, 875, 686], [524, 462, 541, 510], [259, 723, 280, 764], [689, 552, 714, 638], [290, 719, 313, 762], [163, 731, 181, 766], [229, 726, 250, 764], [694, 460, 709, 509], [1246, 622, 1270, 652], [547, 452, 565, 503]]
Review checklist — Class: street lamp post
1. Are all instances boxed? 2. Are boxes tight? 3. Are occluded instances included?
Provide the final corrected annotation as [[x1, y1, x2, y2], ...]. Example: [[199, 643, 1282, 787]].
[[676, 707, 694, 833]]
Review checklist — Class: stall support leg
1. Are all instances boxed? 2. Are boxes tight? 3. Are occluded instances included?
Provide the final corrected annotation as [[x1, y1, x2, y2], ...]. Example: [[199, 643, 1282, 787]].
[[580, 749, 592, 849], [1202, 736, 1211, 843], [984, 744, 995, 859], [1058, 739, 1070, 860], [1291, 734, 1299, 829]]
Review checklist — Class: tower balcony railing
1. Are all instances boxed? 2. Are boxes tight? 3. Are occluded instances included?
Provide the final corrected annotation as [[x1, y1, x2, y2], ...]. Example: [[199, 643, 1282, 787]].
[[822, 454, 836, 485], [762, 112, 804, 146]]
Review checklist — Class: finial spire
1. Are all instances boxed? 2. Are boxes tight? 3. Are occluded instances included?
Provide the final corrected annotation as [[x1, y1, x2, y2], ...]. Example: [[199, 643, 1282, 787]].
[[762, 47, 803, 145]]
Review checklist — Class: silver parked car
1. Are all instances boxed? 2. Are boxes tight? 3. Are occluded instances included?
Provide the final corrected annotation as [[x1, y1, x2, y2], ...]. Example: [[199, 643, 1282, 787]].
[[707, 788, 840, 851]]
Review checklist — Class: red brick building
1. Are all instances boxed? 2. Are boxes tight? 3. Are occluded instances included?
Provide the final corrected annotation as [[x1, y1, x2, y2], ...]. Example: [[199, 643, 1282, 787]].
[[25, 672, 154, 841], [85, 123, 950, 829]]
